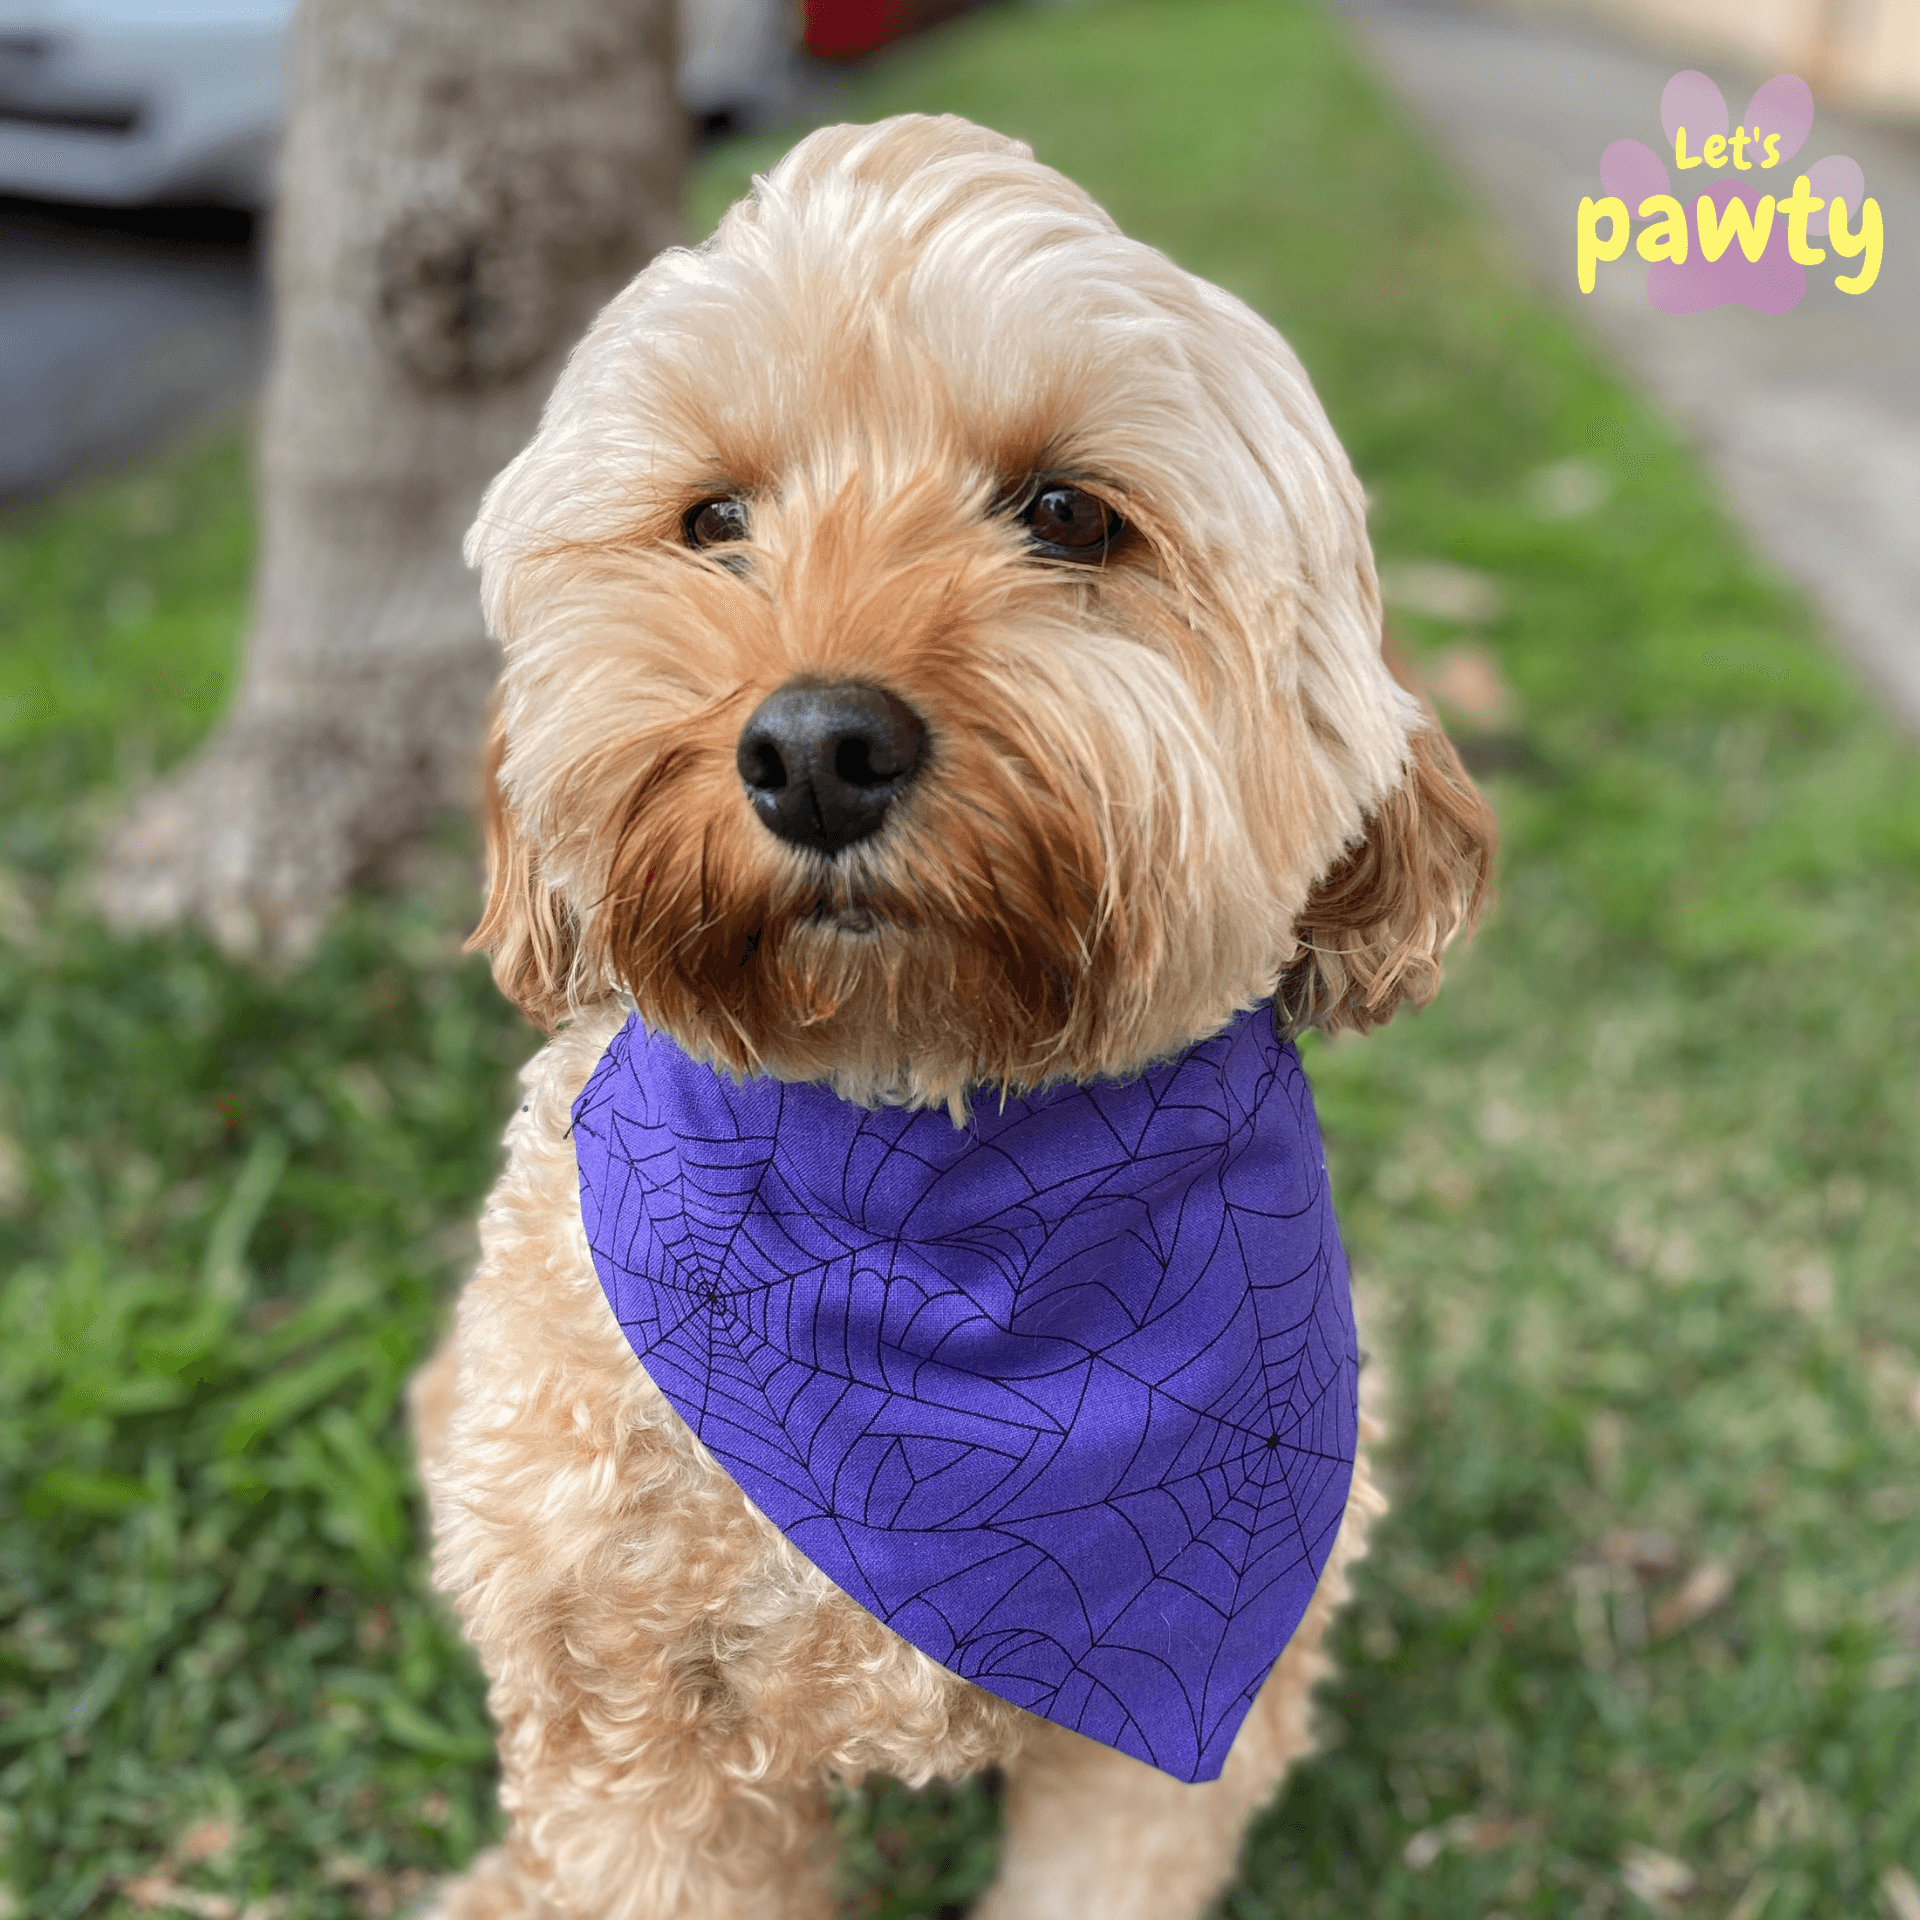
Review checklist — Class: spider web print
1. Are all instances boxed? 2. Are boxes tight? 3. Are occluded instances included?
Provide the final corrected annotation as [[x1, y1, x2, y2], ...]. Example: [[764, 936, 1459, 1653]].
[[573, 1001, 1358, 1783]]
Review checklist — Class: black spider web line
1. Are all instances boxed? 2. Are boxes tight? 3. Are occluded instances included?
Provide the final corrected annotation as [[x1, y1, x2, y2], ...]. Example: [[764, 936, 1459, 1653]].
[[575, 1008, 1358, 1780], [606, 1193, 1353, 1541]]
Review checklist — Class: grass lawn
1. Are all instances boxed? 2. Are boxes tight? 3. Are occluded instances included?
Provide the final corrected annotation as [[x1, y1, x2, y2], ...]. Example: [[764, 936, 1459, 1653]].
[[4, 0, 1919, 1914]]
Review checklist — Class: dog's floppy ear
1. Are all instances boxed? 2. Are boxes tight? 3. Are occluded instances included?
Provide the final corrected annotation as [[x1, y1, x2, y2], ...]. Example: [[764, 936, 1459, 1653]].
[[467, 707, 579, 1032], [1279, 646, 1496, 1037]]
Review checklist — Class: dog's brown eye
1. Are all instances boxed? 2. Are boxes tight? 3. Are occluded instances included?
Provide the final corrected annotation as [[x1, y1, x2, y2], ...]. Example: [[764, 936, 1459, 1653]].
[[685, 497, 749, 549], [1021, 485, 1119, 560]]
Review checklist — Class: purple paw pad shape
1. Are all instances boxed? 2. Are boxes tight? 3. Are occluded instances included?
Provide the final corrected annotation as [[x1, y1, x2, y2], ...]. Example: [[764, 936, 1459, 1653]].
[[1600, 70, 1864, 314]]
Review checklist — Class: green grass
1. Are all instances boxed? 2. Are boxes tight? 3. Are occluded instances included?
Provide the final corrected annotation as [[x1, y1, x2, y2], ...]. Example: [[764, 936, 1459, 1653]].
[[4, 0, 1918, 1914]]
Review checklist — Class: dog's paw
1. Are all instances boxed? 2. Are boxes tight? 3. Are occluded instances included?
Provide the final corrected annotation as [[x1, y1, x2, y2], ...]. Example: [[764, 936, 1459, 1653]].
[[414, 1847, 553, 1920]]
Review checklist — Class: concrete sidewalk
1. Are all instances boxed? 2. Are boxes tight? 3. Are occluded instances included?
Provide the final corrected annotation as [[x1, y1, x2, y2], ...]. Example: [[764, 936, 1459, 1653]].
[[1346, 0, 1920, 730]]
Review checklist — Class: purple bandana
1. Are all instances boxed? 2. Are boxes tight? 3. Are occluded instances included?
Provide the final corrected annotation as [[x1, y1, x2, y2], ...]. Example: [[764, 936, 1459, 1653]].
[[572, 1002, 1358, 1782]]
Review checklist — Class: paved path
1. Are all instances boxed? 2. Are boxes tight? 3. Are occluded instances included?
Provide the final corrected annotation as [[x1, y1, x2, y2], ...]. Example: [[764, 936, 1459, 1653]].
[[1347, 0, 1920, 729], [0, 197, 263, 510]]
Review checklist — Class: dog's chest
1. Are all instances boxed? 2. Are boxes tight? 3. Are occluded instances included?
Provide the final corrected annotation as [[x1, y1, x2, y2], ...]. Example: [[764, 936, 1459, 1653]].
[[562, 1005, 1360, 1783]]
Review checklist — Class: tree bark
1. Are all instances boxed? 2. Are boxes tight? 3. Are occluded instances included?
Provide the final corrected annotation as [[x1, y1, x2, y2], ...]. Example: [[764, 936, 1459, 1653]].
[[99, 0, 682, 955]]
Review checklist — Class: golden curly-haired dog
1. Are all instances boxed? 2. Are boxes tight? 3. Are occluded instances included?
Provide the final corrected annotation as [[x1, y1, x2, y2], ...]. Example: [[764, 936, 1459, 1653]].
[[413, 114, 1492, 1920]]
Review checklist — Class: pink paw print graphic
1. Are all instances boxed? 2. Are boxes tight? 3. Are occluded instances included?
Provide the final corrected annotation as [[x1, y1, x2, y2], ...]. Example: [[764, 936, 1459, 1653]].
[[1600, 71, 1866, 313]]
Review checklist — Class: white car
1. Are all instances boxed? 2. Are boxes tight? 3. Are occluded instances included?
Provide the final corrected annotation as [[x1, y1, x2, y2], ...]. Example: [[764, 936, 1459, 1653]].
[[0, 0, 794, 208], [0, 0, 288, 206]]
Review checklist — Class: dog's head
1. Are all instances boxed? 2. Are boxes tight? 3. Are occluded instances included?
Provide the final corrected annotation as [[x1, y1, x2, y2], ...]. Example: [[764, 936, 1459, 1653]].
[[467, 115, 1493, 1109]]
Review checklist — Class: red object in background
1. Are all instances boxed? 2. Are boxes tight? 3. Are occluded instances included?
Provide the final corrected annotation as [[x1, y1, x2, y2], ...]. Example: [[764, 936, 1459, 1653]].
[[805, 0, 906, 58]]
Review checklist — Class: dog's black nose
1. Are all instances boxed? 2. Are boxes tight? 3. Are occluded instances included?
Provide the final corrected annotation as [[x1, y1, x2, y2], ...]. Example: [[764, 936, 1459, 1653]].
[[735, 682, 927, 857]]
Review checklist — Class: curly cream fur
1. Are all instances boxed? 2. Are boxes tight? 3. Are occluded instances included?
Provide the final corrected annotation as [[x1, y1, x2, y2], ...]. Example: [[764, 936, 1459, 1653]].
[[422, 113, 1489, 1917]]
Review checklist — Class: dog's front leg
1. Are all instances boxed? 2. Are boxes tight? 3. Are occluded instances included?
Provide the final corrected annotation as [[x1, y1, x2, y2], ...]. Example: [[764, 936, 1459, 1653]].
[[417, 1483, 844, 1920], [423, 1686, 837, 1920], [970, 1460, 1383, 1920], [414, 1226, 845, 1912]]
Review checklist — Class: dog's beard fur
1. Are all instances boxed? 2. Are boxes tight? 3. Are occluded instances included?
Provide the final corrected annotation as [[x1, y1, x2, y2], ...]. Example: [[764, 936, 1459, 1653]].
[[469, 116, 1493, 1111]]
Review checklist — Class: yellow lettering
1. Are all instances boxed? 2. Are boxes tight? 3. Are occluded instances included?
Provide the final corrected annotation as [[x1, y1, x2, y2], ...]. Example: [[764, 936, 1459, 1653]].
[[1731, 127, 1752, 170], [1829, 196, 1883, 294], [1696, 193, 1776, 263], [1778, 175, 1826, 265], [1704, 134, 1728, 167], [1636, 194, 1690, 264], [1763, 132, 1782, 168], [1674, 126, 1704, 170], [1577, 196, 1631, 292]]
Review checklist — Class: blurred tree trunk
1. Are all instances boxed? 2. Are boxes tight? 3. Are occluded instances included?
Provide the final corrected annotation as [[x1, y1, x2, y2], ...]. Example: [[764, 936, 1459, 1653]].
[[99, 0, 682, 955]]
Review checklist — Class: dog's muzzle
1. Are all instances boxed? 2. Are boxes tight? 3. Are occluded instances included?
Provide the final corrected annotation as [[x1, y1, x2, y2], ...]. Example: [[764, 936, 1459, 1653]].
[[735, 681, 926, 858]]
